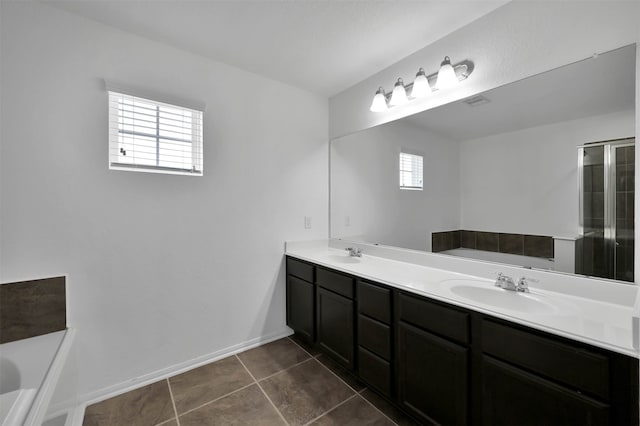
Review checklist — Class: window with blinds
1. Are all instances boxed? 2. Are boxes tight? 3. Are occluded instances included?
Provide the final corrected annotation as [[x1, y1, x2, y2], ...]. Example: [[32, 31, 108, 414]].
[[108, 91, 203, 176], [399, 152, 423, 190]]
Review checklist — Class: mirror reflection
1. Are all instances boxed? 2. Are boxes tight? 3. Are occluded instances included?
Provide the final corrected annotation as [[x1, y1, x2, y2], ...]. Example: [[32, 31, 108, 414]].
[[331, 44, 636, 283]]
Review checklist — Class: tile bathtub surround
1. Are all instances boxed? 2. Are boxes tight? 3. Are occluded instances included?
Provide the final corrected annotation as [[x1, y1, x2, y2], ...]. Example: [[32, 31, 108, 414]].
[[432, 230, 554, 259], [83, 336, 414, 426], [0, 276, 66, 344]]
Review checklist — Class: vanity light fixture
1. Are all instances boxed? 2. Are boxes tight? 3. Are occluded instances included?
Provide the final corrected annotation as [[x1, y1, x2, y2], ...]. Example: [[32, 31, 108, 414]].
[[369, 87, 388, 112], [389, 78, 409, 106], [369, 56, 473, 112], [410, 68, 431, 98], [435, 56, 459, 90]]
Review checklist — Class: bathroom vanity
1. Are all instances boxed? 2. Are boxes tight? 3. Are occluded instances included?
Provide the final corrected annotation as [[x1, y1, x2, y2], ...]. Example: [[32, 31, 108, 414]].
[[285, 241, 639, 426]]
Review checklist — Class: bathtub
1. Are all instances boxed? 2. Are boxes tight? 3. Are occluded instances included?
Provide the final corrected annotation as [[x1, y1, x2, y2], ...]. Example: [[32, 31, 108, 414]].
[[0, 329, 75, 426], [440, 247, 555, 270]]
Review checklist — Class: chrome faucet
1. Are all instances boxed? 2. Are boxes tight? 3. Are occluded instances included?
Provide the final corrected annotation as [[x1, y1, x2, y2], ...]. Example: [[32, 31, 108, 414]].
[[345, 247, 362, 257], [495, 273, 533, 292], [495, 273, 517, 291]]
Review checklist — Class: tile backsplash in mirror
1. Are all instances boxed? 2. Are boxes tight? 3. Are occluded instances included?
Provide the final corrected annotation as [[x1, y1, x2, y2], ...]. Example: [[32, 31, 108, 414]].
[[432, 230, 554, 259]]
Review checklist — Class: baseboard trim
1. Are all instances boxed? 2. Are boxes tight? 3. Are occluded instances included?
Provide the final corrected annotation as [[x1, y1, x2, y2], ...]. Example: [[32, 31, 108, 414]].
[[47, 327, 293, 425]]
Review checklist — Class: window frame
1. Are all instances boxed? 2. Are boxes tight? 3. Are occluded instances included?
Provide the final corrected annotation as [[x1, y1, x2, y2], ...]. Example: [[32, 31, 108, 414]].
[[107, 84, 204, 176], [399, 151, 424, 191]]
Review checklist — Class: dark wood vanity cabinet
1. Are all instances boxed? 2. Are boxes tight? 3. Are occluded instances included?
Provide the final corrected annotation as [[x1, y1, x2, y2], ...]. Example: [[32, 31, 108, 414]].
[[479, 318, 638, 426], [396, 292, 470, 425], [481, 356, 610, 426], [357, 280, 393, 397], [285, 258, 315, 342], [285, 256, 639, 426], [316, 267, 356, 369]]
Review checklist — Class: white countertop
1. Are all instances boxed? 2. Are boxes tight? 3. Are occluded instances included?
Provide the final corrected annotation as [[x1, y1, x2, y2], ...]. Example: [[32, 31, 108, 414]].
[[285, 240, 640, 358]]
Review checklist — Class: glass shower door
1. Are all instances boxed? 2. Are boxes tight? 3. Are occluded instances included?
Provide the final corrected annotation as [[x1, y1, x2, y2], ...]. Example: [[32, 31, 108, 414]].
[[578, 138, 634, 282], [613, 143, 634, 282]]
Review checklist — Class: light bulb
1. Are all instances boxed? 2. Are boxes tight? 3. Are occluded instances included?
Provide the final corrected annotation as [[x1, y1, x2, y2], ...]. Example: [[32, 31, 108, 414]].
[[369, 87, 388, 112], [435, 56, 459, 90], [410, 68, 431, 98], [389, 78, 408, 106]]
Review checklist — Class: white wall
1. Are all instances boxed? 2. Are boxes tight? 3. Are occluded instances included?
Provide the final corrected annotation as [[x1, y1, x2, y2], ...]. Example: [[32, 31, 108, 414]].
[[0, 1, 328, 406], [459, 110, 635, 237], [329, 1, 640, 139], [331, 121, 459, 251]]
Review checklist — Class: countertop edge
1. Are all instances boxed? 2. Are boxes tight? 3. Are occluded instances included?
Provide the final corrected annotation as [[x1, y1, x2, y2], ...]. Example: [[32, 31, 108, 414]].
[[285, 250, 640, 359]]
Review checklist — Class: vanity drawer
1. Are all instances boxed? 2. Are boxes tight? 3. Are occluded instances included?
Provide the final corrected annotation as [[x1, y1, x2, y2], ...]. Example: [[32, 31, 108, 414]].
[[358, 346, 392, 397], [358, 314, 391, 360], [482, 319, 610, 400], [286, 257, 314, 282], [398, 292, 469, 345], [358, 280, 391, 324], [317, 267, 354, 299]]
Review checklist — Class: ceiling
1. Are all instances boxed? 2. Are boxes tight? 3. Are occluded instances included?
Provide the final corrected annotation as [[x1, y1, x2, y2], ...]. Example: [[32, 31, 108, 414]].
[[404, 44, 636, 141], [43, 0, 508, 97]]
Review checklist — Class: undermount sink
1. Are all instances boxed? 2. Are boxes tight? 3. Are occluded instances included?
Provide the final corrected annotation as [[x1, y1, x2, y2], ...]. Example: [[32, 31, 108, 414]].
[[441, 279, 558, 315], [326, 254, 361, 264]]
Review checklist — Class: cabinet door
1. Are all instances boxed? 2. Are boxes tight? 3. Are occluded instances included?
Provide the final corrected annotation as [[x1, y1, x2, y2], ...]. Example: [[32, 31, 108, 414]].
[[317, 287, 354, 369], [397, 322, 469, 426], [482, 356, 610, 426], [286, 275, 315, 342]]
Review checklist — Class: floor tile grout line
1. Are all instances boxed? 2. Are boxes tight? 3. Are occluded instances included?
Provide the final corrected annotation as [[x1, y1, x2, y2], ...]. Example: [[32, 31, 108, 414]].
[[301, 393, 360, 426], [286, 336, 398, 426], [314, 356, 365, 395], [286, 336, 319, 359], [173, 381, 256, 418], [235, 354, 291, 426], [287, 337, 366, 394], [358, 391, 401, 426], [165, 378, 181, 426], [288, 337, 400, 426], [255, 356, 315, 383]]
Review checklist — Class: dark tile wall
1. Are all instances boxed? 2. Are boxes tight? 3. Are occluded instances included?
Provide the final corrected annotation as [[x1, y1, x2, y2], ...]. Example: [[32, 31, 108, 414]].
[[476, 232, 498, 252], [432, 230, 554, 259], [523, 235, 554, 259], [498, 233, 524, 255], [581, 146, 606, 278], [460, 230, 476, 249], [431, 230, 460, 253], [615, 145, 634, 282], [0, 276, 66, 344]]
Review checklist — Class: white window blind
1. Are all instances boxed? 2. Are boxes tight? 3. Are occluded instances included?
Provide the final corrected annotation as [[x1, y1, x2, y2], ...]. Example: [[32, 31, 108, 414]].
[[399, 152, 423, 190], [108, 91, 203, 176]]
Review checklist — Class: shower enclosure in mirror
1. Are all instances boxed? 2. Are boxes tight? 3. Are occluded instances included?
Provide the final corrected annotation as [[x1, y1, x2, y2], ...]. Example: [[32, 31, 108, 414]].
[[578, 138, 635, 282], [330, 43, 636, 284]]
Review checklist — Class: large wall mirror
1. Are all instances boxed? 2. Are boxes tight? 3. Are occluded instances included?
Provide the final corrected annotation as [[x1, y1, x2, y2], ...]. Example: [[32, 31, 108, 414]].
[[331, 44, 636, 284]]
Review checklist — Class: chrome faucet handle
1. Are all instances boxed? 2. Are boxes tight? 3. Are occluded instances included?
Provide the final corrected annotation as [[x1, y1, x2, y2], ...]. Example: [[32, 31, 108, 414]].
[[517, 276, 538, 293]]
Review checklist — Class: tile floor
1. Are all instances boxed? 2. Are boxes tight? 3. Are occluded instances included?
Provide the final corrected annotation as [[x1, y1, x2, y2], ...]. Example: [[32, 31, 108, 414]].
[[82, 336, 419, 426]]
